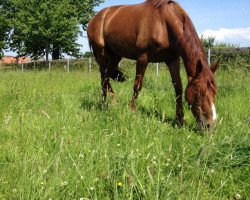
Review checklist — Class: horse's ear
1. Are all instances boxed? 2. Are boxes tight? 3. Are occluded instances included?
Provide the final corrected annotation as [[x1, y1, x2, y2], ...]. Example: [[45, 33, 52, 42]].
[[210, 60, 220, 73], [195, 60, 203, 76]]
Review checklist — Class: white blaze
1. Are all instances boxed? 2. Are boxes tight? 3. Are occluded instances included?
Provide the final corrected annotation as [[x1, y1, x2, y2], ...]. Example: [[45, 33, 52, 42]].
[[212, 103, 217, 121]]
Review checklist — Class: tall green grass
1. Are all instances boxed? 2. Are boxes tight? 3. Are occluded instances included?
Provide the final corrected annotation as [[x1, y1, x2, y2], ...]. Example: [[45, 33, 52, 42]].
[[0, 65, 249, 199]]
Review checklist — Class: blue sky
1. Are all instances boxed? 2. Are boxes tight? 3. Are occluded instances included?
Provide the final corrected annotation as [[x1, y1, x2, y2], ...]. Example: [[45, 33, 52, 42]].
[[5, 0, 250, 56], [97, 0, 250, 32], [79, 0, 250, 52]]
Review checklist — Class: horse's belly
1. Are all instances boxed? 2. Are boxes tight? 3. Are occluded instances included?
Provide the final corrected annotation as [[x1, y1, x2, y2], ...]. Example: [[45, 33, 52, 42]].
[[106, 37, 138, 60], [103, 4, 174, 61], [147, 48, 179, 62], [105, 27, 171, 61]]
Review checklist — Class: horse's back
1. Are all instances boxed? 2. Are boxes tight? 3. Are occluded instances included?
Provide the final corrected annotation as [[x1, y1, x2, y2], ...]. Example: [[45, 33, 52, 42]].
[[87, 6, 123, 47], [87, 4, 144, 46], [87, 2, 182, 61], [88, 4, 168, 54]]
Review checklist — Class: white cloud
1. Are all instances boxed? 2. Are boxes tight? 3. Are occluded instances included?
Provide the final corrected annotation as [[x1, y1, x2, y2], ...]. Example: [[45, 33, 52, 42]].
[[200, 27, 250, 47]]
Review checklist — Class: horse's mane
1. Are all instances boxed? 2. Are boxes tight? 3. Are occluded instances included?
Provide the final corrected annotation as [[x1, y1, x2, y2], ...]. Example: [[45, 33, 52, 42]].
[[183, 17, 217, 96], [145, 0, 174, 8], [146, 0, 217, 96], [172, 2, 217, 96]]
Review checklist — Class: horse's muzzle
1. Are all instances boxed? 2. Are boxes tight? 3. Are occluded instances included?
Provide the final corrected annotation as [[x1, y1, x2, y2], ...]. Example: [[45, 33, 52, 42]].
[[197, 120, 216, 131]]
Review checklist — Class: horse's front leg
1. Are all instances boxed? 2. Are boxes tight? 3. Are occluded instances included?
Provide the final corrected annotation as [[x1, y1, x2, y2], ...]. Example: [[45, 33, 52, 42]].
[[129, 54, 148, 110], [167, 58, 184, 124]]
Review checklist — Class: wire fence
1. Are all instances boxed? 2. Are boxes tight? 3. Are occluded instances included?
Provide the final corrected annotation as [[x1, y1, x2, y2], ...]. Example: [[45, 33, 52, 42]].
[[22, 58, 96, 72], [1, 47, 249, 73]]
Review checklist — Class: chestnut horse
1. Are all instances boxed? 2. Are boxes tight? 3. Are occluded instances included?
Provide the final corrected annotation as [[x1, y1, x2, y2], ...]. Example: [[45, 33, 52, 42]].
[[87, 0, 219, 130]]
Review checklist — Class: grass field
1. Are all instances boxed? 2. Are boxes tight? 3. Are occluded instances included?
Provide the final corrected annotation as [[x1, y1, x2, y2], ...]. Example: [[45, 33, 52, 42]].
[[0, 63, 249, 199]]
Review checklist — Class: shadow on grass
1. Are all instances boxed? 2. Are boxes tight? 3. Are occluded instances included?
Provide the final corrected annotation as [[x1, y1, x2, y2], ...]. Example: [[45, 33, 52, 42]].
[[80, 96, 118, 112], [80, 95, 201, 132], [138, 106, 182, 127], [80, 98, 103, 111], [137, 106, 205, 133]]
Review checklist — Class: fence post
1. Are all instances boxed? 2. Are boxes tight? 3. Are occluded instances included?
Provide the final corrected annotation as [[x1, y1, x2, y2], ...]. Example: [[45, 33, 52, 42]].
[[208, 49, 211, 65], [48, 60, 51, 72], [67, 59, 70, 72], [89, 57, 92, 73], [156, 63, 159, 78]]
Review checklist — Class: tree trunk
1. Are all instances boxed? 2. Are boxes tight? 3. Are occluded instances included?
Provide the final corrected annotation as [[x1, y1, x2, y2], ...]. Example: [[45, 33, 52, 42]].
[[45, 42, 49, 61], [52, 44, 60, 60]]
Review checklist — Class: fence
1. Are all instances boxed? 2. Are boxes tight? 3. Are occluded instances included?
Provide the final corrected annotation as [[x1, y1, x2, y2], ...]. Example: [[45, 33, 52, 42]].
[[20, 58, 96, 72], [1, 47, 249, 73]]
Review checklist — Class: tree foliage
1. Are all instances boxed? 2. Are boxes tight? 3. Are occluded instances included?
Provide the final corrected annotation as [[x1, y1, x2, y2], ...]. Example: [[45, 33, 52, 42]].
[[0, 0, 12, 58], [83, 51, 94, 58], [200, 36, 215, 49], [200, 35, 239, 49], [1, 0, 103, 60], [70, 0, 103, 30]]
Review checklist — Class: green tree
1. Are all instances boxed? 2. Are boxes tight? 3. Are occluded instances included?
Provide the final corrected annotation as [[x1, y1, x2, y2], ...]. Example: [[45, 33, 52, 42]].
[[83, 51, 94, 58], [52, 0, 103, 59], [0, 0, 12, 58], [201, 35, 238, 49], [7, 0, 103, 60], [69, 0, 103, 30], [200, 35, 215, 49]]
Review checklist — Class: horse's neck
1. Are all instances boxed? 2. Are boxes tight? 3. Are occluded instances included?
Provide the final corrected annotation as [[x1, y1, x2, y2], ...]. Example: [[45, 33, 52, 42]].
[[180, 36, 207, 80]]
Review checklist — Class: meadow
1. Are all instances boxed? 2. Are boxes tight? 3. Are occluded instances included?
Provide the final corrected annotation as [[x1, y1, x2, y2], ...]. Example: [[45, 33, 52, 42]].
[[0, 61, 249, 199]]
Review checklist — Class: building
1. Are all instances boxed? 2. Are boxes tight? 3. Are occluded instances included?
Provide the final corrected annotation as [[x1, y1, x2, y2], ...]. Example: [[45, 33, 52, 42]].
[[0, 55, 31, 64]]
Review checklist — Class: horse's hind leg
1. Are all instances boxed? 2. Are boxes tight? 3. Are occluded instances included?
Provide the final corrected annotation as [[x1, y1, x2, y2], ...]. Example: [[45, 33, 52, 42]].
[[93, 46, 122, 106], [108, 54, 124, 82], [100, 66, 113, 105], [167, 58, 184, 124], [107, 52, 123, 83], [92, 46, 113, 105], [106, 53, 122, 99]]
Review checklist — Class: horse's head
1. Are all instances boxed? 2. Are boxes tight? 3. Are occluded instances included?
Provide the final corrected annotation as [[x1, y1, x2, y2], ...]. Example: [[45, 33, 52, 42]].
[[185, 60, 219, 130]]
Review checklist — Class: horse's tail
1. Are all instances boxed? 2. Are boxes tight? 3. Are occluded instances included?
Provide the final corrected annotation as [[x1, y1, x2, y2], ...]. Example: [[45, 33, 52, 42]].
[[88, 39, 126, 82], [87, 25, 126, 82], [88, 40, 98, 63]]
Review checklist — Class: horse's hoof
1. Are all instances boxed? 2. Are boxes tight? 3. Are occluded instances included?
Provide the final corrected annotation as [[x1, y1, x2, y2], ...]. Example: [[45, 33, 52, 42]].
[[177, 118, 185, 126], [129, 102, 136, 111], [110, 97, 117, 107], [102, 101, 108, 110]]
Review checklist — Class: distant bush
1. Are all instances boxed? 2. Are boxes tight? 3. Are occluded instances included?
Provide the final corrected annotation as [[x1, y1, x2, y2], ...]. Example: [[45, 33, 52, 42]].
[[210, 48, 250, 70]]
